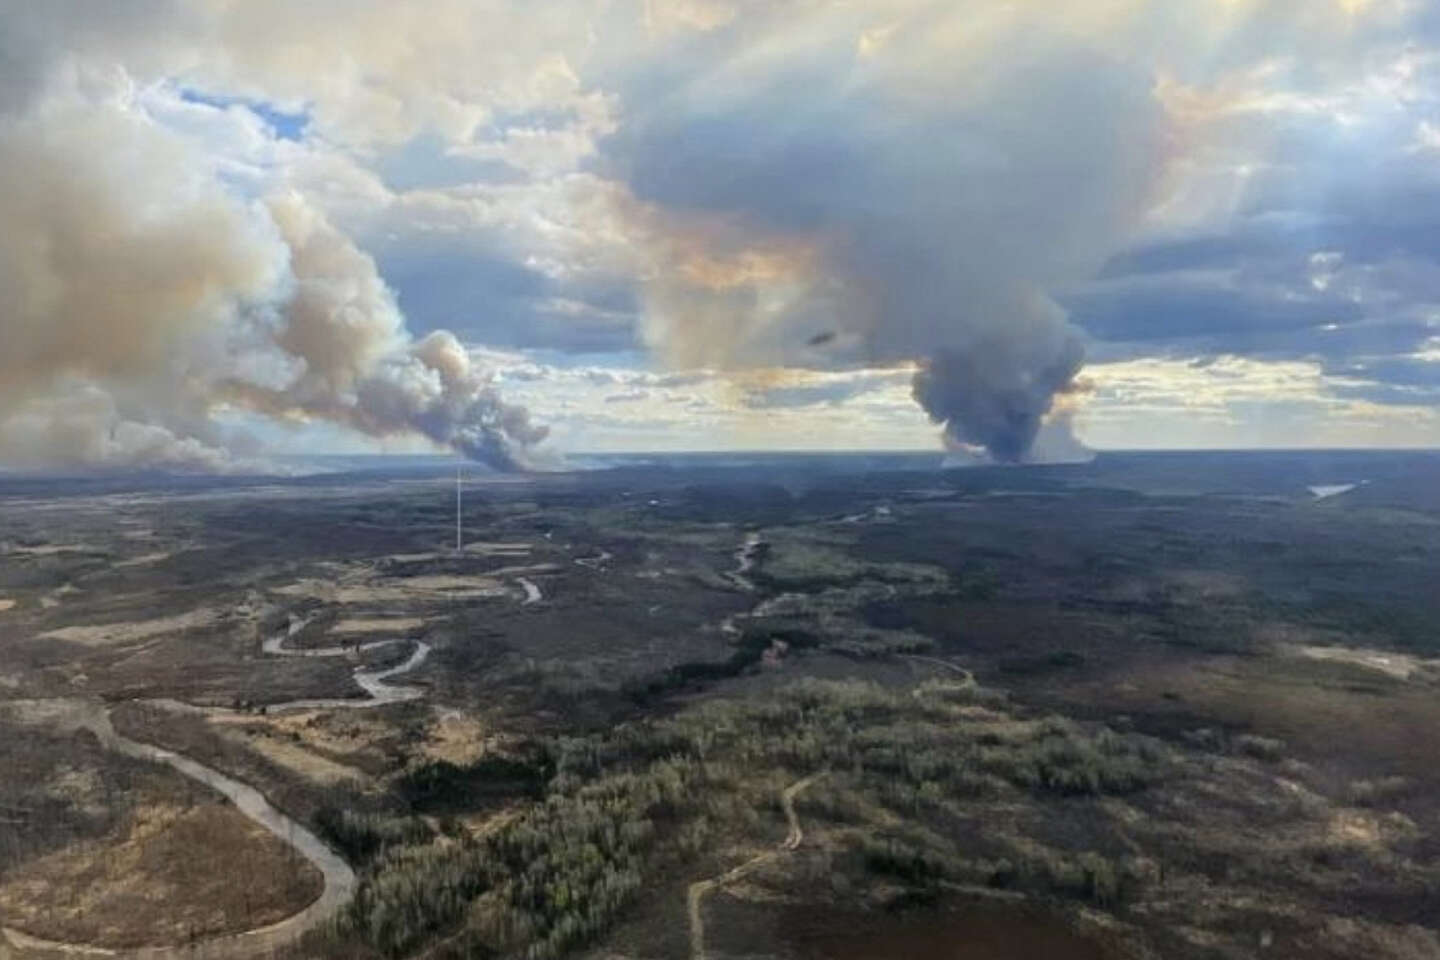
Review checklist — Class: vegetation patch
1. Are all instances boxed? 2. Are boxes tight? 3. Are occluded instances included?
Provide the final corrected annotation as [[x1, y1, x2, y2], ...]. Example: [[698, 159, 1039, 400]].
[[321, 679, 1171, 959]]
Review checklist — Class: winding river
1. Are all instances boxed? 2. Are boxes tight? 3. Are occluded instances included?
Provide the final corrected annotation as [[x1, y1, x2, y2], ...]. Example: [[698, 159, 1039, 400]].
[[259, 619, 432, 711], [3, 615, 436, 959]]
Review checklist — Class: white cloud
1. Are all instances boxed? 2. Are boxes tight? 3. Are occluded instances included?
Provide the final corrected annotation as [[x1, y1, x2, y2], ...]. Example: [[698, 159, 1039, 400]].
[[1080, 355, 1440, 448], [2, 0, 1438, 468]]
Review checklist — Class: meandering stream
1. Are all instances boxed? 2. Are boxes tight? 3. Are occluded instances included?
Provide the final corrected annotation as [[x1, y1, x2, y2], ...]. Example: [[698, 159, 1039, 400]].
[[3, 615, 436, 958]]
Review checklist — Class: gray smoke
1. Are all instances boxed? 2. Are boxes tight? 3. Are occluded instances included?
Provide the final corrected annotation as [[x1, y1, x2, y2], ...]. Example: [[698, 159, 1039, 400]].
[[914, 327, 1086, 463], [219, 195, 551, 471], [605, 2, 1168, 461]]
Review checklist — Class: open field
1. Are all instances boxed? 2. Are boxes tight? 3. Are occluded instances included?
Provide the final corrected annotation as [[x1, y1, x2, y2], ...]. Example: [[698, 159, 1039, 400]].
[[0, 708, 322, 948], [0, 450, 1438, 959]]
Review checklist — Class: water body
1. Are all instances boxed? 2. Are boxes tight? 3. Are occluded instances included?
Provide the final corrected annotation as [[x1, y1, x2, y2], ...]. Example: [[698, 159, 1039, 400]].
[[260, 626, 431, 711]]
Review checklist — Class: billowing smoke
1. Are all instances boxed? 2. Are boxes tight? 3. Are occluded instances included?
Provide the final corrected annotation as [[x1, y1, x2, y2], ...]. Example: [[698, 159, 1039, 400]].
[[220, 195, 550, 471], [4, 0, 1412, 467], [0, 81, 547, 473], [913, 320, 1086, 463], [604, 2, 1170, 461]]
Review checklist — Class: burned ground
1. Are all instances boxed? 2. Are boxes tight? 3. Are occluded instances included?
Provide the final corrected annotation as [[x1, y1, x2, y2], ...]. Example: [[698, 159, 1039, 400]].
[[0, 450, 1438, 959]]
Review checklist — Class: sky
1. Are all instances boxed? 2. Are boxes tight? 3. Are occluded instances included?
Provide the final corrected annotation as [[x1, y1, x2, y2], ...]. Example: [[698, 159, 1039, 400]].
[[1, 0, 1438, 470]]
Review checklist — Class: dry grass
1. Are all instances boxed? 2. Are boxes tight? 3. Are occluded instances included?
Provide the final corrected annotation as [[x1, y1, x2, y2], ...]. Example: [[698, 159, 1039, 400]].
[[0, 761, 322, 950], [274, 577, 507, 603], [331, 617, 426, 634], [37, 608, 221, 647], [1160, 569, 1249, 602], [209, 709, 398, 778], [423, 711, 492, 766], [2, 543, 102, 557], [223, 728, 371, 787], [1, 800, 321, 947]]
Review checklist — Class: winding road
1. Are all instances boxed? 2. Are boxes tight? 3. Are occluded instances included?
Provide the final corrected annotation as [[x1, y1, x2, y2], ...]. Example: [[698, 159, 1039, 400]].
[[686, 772, 826, 960], [2, 613, 436, 959], [901, 654, 977, 687], [1, 697, 356, 960]]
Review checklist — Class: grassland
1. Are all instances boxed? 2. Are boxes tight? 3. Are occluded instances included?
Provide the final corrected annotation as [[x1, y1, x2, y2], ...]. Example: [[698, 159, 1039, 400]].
[[0, 710, 322, 947]]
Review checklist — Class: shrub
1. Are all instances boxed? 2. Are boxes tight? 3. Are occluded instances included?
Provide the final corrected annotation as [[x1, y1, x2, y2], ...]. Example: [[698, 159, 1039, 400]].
[[314, 808, 432, 865]]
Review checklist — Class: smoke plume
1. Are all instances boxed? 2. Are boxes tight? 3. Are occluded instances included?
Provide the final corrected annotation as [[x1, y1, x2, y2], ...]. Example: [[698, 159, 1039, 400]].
[[219, 195, 551, 471], [605, 2, 1170, 461], [0, 82, 547, 473], [913, 322, 1086, 463]]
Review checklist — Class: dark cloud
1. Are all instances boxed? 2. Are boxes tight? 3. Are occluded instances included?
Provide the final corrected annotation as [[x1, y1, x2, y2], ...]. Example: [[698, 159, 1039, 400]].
[[1324, 355, 1440, 410], [598, 3, 1167, 459], [1329, 356, 1440, 389], [1076, 244, 1439, 404], [5, 0, 1440, 466], [380, 248, 639, 354], [1077, 115, 1440, 408], [1068, 275, 1365, 343]]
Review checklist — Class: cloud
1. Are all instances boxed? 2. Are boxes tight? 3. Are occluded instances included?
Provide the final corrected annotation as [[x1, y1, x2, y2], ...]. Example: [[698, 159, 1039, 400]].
[[597, 1, 1175, 458], [741, 370, 912, 410], [3, 0, 1440, 467], [1079, 353, 1440, 449], [1068, 272, 1368, 344], [1072, 31, 1440, 411], [0, 74, 548, 471]]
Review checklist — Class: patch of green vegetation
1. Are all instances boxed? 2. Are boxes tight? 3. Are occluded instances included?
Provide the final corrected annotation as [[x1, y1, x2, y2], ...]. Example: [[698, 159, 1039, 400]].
[[397, 755, 548, 813], [756, 536, 949, 591], [1288, 592, 1439, 654], [825, 626, 935, 659], [759, 542, 871, 586], [313, 809, 433, 866], [974, 719, 1165, 797], [856, 829, 1139, 907], [620, 629, 796, 704], [1347, 775, 1411, 807], [1232, 733, 1286, 762], [1182, 728, 1288, 762], [323, 679, 1171, 959]]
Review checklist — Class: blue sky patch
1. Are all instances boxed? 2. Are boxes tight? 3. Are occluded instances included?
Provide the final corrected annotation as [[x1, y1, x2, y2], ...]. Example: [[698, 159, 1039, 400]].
[[181, 88, 310, 141]]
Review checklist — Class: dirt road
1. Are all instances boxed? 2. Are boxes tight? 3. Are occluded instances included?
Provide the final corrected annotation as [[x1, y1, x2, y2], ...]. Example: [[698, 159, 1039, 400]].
[[687, 772, 826, 960]]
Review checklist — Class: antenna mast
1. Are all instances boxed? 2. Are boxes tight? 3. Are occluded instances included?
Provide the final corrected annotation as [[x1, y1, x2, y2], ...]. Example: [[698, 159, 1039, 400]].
[[455, 466, 462, 552]]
